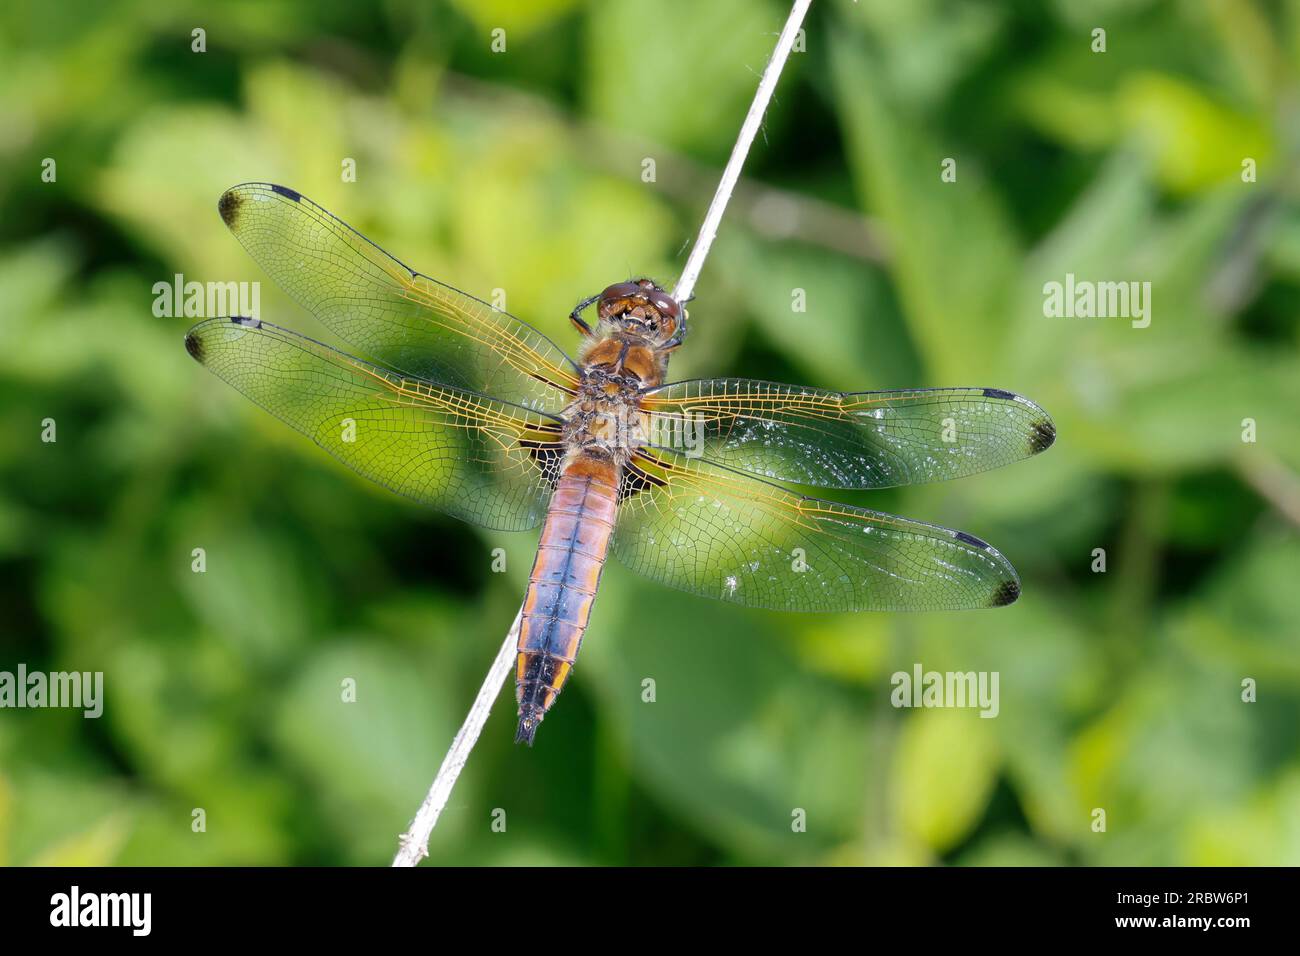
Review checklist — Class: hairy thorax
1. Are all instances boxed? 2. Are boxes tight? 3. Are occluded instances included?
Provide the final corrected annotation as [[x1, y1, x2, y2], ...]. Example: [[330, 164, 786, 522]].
[[561, 332, 668, 469]]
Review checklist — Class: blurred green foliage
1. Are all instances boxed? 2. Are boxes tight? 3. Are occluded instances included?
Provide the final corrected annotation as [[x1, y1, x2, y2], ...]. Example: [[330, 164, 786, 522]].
[[1, 0, 1299, 866]]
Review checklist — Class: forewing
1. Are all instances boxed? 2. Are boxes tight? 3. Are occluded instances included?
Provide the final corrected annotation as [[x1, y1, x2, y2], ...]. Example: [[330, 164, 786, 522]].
[[185, 317, 564, 531], [217, 183, 580, 411], [641, 379, 1055, 489], [612, 447, 1021, 612]]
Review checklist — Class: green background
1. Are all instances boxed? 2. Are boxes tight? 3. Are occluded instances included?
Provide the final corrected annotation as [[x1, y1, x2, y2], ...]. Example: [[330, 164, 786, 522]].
[[2, 0, 1299, 866]]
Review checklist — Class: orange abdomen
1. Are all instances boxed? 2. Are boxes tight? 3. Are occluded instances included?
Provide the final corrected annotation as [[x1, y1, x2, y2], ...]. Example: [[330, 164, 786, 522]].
[[514, 456, 619, 744]]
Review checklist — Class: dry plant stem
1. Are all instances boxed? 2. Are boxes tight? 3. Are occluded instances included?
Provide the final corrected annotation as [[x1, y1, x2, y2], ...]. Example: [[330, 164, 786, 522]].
[[391, 610, 520, 866], [1236, 451, 1300, 529], [673, 0, 814, 302], [392, 0, 814, 868], [444, 74, 887, 263]]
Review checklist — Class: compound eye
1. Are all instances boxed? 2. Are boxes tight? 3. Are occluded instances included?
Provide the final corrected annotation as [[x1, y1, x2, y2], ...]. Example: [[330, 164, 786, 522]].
[[600, 281, 644, 303], [649, 292, 680, 319]]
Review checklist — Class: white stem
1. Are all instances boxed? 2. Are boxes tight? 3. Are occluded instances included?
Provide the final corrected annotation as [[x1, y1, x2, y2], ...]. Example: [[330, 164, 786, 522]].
[[672, 0, 814, 303], [391, 610, 520, 866], [392, 0, 812, 867]]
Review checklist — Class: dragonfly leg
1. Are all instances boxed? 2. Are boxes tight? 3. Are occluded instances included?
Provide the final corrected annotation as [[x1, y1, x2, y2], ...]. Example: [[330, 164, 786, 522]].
[[569, 291, 601, 336]]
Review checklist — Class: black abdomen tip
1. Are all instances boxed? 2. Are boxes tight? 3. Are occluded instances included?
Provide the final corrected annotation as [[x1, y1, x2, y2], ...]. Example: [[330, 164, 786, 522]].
[[991, 579, 1021, 607], [184, 330, 204, 361], [218, 189, 242, 227], [1029, 419, 1056, 454], [514, 713, 540, 747]]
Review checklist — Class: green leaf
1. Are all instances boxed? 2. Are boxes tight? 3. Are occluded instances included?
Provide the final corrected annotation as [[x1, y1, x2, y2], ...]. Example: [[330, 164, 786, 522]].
[[448, 0, 583, 39], [720, 236, 921, 389], [892, 707, 999, 852], [0, 774, 11, 866], [272, 641, 454, 863], [1184, 769, 1300, 866], [29, 814, 130, 867], [580, 571, 871, 860], [829, 33, 1022, 382], [587, 0, 787, 159], [1117, 74, 1272, 195]]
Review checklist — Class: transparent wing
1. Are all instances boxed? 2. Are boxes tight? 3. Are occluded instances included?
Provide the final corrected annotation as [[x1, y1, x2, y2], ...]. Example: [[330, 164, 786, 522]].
[[641, 379, 1055, 489], [217, 183, 580, 412], [612, 447, 1021, 612], [185, 317, 564, 531]]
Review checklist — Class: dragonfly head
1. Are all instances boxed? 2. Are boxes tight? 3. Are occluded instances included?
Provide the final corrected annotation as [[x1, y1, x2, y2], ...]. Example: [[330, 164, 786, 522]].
[[596, 278, 686, 349]]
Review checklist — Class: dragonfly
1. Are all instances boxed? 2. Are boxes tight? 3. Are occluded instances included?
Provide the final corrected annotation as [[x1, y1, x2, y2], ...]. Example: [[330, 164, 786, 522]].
[[186, 183, 1056, 745]]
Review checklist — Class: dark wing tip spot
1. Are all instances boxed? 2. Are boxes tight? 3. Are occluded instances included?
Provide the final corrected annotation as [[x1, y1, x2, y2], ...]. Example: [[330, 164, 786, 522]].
[[991, 579, 1021, 607], [954, 530, 990, 549], [217, 189, 242, 227], [184, 330, 204, 362], [270, 184, 302, 202], [983, 387, 1017, 400], [1029, 418, 1057, 454]]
